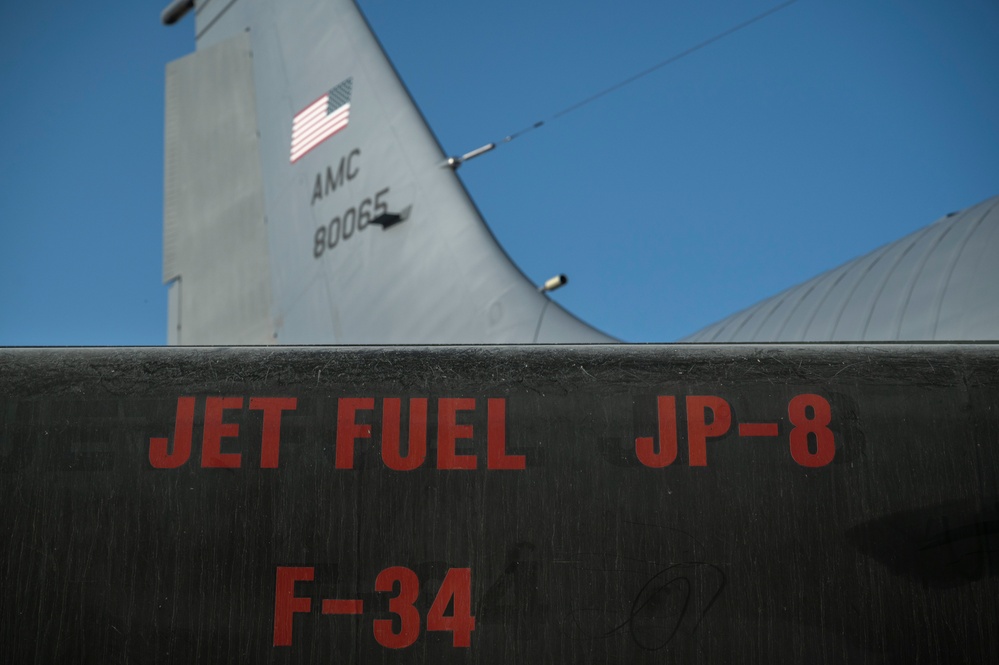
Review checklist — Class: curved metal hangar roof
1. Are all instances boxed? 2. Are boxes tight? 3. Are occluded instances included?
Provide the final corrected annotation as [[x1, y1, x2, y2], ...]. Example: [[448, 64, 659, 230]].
[[683, 195, 999, 342]]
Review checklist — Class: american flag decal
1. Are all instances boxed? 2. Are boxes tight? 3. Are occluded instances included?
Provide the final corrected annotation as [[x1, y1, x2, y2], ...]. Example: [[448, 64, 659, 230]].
[[290, 78, 352, 163]]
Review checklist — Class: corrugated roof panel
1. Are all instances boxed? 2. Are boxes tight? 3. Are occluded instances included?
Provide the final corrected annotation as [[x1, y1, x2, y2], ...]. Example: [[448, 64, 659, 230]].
[[682, 196, 999, 342], [862, 222, 949, 339], [801, 253, 880, 341], [773, 269, 836, 341], [937, 200, 999, 339]]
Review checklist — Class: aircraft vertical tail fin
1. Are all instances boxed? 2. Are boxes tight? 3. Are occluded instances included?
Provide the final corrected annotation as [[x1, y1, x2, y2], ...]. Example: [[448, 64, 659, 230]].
[[163, 0, 613, 344]]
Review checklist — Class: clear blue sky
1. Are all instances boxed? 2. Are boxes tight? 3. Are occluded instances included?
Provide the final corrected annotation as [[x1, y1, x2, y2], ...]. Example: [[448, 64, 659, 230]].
[[1, 0, 997, 345]]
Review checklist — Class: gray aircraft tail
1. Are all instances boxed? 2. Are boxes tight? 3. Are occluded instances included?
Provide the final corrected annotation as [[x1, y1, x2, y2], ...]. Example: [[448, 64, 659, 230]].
[[162, 0, 613, 344]]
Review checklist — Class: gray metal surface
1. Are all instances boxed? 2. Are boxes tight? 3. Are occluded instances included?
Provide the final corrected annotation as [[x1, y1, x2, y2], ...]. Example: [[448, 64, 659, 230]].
[[2, 344, 998, 662], [683, 196, 999, 342], [164, 32, 274, 344], [164, 0, 613, 344]]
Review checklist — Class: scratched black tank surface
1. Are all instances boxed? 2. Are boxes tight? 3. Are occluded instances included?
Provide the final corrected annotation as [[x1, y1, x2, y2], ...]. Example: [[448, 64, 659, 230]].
[[1, 344, 998, 663]]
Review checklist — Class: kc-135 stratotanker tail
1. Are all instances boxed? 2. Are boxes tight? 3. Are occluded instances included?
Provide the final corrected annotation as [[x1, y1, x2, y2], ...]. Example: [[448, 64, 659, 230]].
[[162, 0, 999, 344], [162, 0, 614, 345]]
